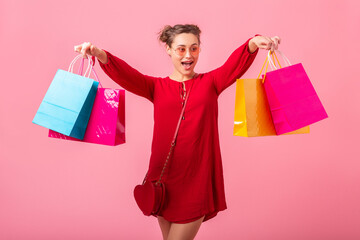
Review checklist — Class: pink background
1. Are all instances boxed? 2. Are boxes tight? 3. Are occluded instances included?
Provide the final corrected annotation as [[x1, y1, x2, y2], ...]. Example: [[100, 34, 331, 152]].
[[1, 0, 359, 239]]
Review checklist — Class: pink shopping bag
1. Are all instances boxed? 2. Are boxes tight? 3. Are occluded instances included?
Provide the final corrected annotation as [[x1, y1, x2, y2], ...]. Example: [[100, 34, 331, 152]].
[[49, 56, 125, 146], [262, 50, 328, 135]]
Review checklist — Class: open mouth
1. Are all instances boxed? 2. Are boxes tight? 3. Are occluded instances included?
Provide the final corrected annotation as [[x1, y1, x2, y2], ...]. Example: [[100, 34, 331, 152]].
[[181, 61, 194, 69]]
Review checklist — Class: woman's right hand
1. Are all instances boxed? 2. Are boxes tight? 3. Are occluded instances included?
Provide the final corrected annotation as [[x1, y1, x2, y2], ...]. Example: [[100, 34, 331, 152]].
[[74, 42, 108, 64]]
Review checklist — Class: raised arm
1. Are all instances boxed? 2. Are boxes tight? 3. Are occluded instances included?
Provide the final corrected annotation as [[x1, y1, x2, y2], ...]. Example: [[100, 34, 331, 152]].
[[97, 50, 155, 102], [210, 34, 260, 95], [74, 42, 155, 102]]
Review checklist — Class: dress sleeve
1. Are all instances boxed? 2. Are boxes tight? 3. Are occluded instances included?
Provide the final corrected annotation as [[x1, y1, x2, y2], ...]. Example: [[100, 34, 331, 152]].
[[96, 50, 155, 102], [210, 34, 261, 95]]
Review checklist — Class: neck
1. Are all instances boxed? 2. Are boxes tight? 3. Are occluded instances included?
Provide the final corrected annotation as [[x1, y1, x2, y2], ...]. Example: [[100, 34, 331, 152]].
[[169, 71, 197, 82]]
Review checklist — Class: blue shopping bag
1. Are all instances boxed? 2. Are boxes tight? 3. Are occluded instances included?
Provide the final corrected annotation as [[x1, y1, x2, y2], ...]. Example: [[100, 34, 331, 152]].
[[32, 55, 99, 140]]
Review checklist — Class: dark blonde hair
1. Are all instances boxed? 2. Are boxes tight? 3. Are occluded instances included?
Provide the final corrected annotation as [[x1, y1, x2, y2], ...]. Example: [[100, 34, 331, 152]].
[[158, 24, 201, 48]]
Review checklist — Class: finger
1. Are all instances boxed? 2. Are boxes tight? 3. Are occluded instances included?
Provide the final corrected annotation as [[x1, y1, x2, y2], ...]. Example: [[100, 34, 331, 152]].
[[259, 42, 271, 51], [85, 42, 96, 57], [74, 44, 82, 52], [259, 38, 272, 50], [271, 43, 275, 53], [257, 36, 275, 52], [258, 36, 270, 45], [271, 38, 279, 50], [272, 36, 281, 44], [90, 45, 98, 56], [264, 36, 274, 51], [81, 42, 92, 58], [271, 36, 280, 50], [81, 42, 89, 56]]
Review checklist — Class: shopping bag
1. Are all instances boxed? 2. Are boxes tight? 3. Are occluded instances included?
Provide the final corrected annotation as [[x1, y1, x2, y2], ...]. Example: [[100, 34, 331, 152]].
[[234, 55, 309, 137], [32, 55, 99, 140], [262, 50, 328, 135], [49, 59, 126, 146]]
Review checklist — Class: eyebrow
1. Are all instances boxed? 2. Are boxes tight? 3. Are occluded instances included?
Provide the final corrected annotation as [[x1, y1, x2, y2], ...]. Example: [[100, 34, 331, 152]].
[[176, 43, 198, 47]]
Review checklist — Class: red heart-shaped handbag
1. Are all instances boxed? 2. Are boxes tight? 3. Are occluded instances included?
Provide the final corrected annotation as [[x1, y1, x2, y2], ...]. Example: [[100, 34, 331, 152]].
[[133, 180, 166, 216]]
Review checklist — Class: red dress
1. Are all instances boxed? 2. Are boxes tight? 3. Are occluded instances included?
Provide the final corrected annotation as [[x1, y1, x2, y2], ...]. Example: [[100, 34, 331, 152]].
[[98, 35, 259, 223]]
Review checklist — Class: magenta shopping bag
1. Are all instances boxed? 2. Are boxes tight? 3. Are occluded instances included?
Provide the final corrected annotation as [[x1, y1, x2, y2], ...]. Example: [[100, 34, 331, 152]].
[[49, 57, 125, 146], [262, 50, 328, 135]]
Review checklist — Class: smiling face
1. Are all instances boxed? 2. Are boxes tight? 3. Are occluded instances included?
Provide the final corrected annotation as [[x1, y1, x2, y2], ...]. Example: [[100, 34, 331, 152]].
[[166, 33, 201, 81]]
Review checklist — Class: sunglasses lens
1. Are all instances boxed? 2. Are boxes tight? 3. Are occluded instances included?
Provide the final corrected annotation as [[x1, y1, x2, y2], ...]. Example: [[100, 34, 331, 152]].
[[174, 46, 199, 56], [175, 48, 185, 57], [191, 46, 199, 56]]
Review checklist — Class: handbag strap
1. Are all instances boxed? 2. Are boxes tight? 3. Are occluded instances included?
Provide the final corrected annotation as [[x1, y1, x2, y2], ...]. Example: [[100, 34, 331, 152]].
[[142, 79, 194, 186]]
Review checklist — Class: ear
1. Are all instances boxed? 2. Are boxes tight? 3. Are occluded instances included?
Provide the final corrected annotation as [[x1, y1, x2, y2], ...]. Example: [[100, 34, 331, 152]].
[[166, 45, 171, 56]]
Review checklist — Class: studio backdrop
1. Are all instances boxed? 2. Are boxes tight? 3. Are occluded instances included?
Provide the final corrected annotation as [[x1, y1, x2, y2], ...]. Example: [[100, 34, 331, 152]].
[[1, 0, 359, 239]]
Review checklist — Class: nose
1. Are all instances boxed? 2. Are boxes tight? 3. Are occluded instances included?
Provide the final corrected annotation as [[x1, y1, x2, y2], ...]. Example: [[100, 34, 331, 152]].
[[184, 49, 192, 58], [183, 49, 191, 58]]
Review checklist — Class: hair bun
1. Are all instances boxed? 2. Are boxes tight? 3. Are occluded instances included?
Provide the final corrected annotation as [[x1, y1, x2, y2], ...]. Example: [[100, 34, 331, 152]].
[[157, 24, 201, 48]]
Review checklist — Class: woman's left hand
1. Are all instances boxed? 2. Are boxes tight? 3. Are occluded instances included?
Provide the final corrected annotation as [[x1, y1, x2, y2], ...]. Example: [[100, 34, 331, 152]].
[[249, 35, 281, 53]]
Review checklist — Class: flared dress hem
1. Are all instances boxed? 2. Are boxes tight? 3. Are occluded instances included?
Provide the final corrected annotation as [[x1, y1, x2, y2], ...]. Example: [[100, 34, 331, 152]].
[[152, 206, 227, 224]]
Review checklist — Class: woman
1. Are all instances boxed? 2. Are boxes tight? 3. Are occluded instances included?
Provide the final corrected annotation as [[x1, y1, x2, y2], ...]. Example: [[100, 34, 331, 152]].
[[75, 24, 280, 240]]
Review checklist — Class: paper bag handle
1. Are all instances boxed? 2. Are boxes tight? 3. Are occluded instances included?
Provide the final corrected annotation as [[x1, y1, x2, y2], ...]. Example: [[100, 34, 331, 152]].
[[67, 54, 103, 88], [267, 50, 292, 70], [258, 51, 282, 83]]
